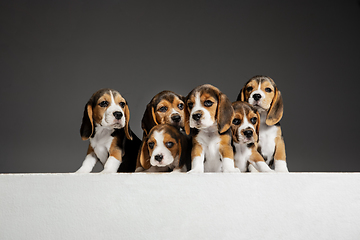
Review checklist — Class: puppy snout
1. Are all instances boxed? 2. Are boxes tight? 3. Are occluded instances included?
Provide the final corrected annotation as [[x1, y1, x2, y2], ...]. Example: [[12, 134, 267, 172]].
[[154, 154, 164, 162], [113, 111, 123, 120], [253, 94, 262, 101], [243, 130, 253, 138], [171, 114, 181, 123], [192, 112, 202, 121]]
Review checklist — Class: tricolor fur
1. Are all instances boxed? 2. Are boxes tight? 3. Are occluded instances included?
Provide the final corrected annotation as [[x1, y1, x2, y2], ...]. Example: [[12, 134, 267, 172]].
[[237, 76, 288, 172], [185, 84, 240, 173], [138, 124, 191, 172], [141, 90, 188, 136], [231, 101, 273, 172], [137, 90, 189, 171], [76, 88, 141, 173]]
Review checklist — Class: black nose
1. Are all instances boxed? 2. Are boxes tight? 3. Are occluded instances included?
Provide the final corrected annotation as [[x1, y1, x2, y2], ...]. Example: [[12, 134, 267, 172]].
[[192, 113, 202, 121], [243, 130, 253, 138], [253, 94, 262, 101], [171, 114, 181, 123], [154, 154, 163, 162], [113, 111, 123, 120]]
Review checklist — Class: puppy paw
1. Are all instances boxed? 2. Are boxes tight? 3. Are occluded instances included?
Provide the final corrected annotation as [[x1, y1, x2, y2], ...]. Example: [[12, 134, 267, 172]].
[[274, 160, 289, 173]]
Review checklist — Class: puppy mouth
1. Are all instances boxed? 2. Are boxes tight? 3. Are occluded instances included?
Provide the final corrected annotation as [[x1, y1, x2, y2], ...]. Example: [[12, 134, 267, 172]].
[[154, 163, 168, 167], [241, 139, 254, 145], [190, 120, 201, 128], [192, 122, 208, 130], [100, 120, 124, 129], [251, 100, 269, 110], [110, 121, 125, 129], [253, 103, 267, 112], [152, 161, 173, 167], [252, 102, 262, 108], [238, 135, 254, 144], [170, 120, 183, 127]]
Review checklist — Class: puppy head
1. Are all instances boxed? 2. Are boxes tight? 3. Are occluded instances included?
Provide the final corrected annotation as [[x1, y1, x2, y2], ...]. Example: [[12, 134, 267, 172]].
[[141, 91, 187, 136], [185, 84, 234, 134], [80, 88, 132, 140], [231, 101, 260, 144], [238, 75, 283, 125], [139, 124, 182, 168]]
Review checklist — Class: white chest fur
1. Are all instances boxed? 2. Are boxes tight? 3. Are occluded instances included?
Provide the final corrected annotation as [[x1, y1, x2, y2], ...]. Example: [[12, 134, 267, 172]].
[[196, 125, 222, 172], [258, 112, 277, 164], [90, 126, 114, 164]]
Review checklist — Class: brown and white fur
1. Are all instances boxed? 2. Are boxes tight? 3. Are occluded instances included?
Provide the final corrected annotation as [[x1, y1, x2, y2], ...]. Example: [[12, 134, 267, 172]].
[[136, 90, 188, 172], [231, 101, 273, 173], [185, 84, 240, 173], [76, 88, 141, 173], [138, 124, 191, 172], [141, 90, 188, 136], [237, 76, 288, 172]]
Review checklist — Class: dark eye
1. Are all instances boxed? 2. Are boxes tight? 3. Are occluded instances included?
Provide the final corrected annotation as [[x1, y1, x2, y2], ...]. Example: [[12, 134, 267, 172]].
[[99, 101, 109, 107], [204, 100, 213, 107], [158, 106, 168, 112], [250, 117, 257, 124], [232, 118, 241, 125], [178, 103, 184, 110], [265, 88, 272, 93], [165, 142, 174, 148], [188, 102, 193, 109], [246, 87, 253, 92], [148, 142, 155, 149], [119, 102, 125, 108]]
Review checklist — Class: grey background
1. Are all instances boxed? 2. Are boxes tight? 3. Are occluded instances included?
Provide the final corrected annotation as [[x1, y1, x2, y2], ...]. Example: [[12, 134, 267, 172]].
[[1, 0, 359, 173]]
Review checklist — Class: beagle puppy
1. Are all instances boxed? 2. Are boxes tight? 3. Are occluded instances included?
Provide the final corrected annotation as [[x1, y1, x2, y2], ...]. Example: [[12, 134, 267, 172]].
[[138, 124, 191, 172], [136, 90, 188, 172], [141, 90, 188, 136], [185, 84, 240, 173], [237, 75, 288, 172], [231, 101, 273, 172], [76, 88, 141, 173]]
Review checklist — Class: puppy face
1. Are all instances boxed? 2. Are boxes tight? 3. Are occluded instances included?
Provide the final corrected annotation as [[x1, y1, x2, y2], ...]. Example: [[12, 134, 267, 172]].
[[142, 91, 187, 135], [80, 88, 132, 140], [187, 90, 218, 130], [241, 76, 275, 111], [231, 102, 260, 144], [186, 84, 234, 134], [92, 90, 126, 128], [238, 75, 283, 125], [140, 125, 181, 168]]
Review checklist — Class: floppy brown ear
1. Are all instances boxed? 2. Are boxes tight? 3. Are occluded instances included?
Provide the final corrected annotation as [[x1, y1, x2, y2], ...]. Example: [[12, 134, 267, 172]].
[[217, 93, 235, 134], [139, 139, 152, 170], [124, 102, 133, 140], [255, 111, 261, 137], [231, 128, 239, 144], [236, 85, 247, 102], [182, 97, 191, 135], [141, 103, 158, 136], [230, 103, 239, 143], [80, 104, 94, 140], [266, 89, 283, 126]]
